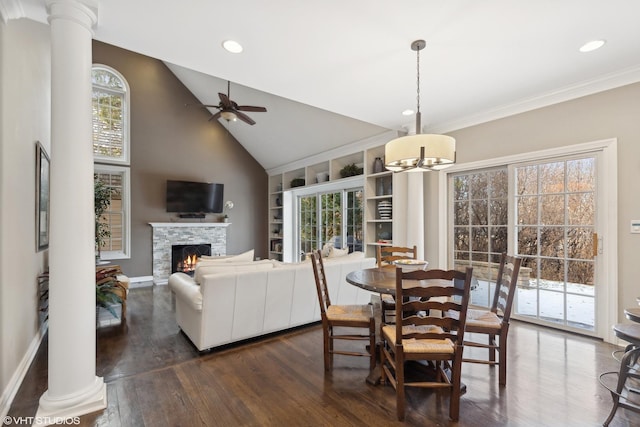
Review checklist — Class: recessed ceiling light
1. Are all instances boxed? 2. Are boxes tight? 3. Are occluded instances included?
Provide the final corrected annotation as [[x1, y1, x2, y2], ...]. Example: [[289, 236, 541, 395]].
[[402, 109, 414, 116], [579, 40, 606, 53], [222, 40, 243, 53]]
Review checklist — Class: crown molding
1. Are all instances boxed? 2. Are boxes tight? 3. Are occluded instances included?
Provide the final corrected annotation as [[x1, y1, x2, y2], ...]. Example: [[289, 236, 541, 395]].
[[429, 64, 640, 134], [0, 0, 25, 23]]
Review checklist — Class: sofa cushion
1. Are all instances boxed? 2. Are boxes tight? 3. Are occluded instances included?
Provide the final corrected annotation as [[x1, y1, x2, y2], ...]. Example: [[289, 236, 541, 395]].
[[200, 249, 255, 263], [194, 259, 274, 284]]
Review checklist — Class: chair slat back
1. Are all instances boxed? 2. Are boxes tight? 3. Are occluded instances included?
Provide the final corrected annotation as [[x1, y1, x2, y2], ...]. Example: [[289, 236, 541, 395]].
[[377, 245, 417, 269], [394, 267, 473, 346], [491, 254, 522, 323], [310, 250, 331, 315]]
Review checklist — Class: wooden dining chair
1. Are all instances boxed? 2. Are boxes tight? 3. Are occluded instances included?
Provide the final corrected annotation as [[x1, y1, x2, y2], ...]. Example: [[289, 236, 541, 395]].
[[376, 245, 417, 322], [462, 253, 522, 386], [310, 250, 375, 372], [380, 266, 473, 421]]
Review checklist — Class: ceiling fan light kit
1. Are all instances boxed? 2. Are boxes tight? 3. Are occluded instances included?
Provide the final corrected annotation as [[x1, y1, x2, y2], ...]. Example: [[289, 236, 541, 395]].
[[385, 39, 456, 172], [190, 80, 267, 125]]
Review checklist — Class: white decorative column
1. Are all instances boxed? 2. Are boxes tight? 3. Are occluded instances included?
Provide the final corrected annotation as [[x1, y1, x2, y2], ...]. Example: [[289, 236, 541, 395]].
[[36, 0, 105, 423]]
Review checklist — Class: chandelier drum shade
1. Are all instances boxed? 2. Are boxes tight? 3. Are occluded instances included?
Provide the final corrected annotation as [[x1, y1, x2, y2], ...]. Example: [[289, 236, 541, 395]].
[[385, 40, 456, 172], [385, 134, 456, 171]]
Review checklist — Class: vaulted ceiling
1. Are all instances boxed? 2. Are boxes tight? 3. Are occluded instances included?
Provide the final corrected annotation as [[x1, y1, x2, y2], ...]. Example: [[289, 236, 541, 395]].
[[18, 0, 640, 170]]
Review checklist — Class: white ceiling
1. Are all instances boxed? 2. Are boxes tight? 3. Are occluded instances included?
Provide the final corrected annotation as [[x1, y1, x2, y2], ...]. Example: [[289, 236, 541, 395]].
[[19, 0, 640, 170]]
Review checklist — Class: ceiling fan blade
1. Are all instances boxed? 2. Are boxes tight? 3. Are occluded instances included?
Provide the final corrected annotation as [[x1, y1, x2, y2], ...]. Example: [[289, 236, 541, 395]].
[[234, 110, 256, 125], [218, 92, 232, 108], [208, 111, 222, 122], [199, 104, 222, 108], [237, 105, 267, 112]]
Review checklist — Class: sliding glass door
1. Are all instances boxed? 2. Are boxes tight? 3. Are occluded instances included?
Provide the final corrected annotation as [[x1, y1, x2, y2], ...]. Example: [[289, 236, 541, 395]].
[[514, 156, 596, 331], [449, 153, 600, 335]]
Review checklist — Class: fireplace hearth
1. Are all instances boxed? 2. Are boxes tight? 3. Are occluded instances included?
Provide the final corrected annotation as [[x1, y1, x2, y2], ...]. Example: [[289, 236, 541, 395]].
[[171, 244, 211, 275]]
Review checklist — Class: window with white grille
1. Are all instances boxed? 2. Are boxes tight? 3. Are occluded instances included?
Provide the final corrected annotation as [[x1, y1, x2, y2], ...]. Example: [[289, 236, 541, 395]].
[[92, 65, 130, 164]]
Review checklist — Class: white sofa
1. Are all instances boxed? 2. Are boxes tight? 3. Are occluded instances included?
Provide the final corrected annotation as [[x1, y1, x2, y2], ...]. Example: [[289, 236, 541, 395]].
[[168, 252, 376, 351]]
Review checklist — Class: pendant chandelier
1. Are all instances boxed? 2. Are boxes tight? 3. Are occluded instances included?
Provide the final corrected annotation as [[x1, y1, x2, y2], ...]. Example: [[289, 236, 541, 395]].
[[385, 40, 456, 172]]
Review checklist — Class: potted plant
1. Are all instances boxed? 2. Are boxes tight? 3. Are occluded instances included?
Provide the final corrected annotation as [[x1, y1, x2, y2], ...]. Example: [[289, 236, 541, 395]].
[[339, 163, 363, 178], [96, 277, 124, 319], [94, 176, 112, 262]]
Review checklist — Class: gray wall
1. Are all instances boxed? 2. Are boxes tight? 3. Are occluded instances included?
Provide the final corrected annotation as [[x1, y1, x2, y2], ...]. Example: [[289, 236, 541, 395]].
[[424, 82, 640, 318], [92, 41, 268, 277]]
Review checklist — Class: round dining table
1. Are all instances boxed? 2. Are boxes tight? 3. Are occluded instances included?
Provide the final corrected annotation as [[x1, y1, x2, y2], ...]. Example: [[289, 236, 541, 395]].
[[346, 267, 455, 295]]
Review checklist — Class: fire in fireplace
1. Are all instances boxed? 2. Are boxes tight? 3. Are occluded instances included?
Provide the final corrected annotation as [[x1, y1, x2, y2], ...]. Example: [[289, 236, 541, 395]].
[[171, 244, 212, 275]]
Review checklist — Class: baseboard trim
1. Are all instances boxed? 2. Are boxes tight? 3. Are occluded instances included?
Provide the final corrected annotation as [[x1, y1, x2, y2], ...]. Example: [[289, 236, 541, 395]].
[[0, 321, 48, 420], [128, 276, 153, 288]]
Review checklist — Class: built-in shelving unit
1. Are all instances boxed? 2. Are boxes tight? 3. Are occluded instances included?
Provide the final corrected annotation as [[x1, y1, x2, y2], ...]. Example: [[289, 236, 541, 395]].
[[268, 175, 284, 261], [266, 131, 400, 262], [364, 144, 394, 258]]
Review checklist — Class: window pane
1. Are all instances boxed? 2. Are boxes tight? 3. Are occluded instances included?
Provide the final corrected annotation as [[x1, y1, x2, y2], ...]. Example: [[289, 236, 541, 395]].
[[516, 196, 537, 225], [469, 173, 488, 200], [454, 227, 470, 251], [567, 158, 595, 192], [517, 226, 538, 256], [517, 165, 537, 195], [471, 227, 488, 252], [540, 162, 565, 193], [453, 200, 469, 225], [470, 200, 487, 225], [540, 194, 565, 225], [540, 227, 565, 258], [567, 227, 594, 260], [453, 176, 468, 200], [568, 193, 594, 225]]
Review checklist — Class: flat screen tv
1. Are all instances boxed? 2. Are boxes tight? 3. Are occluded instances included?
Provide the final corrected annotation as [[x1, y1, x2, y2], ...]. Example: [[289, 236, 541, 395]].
[[166, 180, 224, 214]]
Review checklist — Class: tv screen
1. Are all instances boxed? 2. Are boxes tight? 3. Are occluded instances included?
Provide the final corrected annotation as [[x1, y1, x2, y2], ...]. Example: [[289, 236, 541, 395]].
[[166, 180, 224, 213]]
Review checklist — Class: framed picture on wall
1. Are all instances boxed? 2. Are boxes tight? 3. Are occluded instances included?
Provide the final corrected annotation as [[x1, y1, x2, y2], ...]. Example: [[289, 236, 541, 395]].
[[36, 141, 50, 251]]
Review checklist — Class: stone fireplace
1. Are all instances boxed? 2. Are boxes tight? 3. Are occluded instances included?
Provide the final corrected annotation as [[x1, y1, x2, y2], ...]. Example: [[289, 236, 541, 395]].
[[149, 222, 230, 284]]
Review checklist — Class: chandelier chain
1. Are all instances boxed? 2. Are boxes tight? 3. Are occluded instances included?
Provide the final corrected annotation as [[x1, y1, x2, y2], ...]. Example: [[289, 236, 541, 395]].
[[416, 46, 421, 114]]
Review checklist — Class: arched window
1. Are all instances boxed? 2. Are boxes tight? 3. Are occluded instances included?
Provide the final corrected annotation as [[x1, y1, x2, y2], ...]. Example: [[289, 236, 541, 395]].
[[92, 65, 131, 260], [92, 65, 130, 164]]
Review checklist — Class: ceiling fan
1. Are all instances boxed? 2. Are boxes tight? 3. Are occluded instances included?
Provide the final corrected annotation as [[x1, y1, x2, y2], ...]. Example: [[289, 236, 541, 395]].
[[189, 81, 267, 125]]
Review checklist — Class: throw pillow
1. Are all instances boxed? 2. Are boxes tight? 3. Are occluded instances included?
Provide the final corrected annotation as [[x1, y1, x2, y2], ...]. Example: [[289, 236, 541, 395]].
[[328, 246, 349, 258], [194, 260, 273, 284], [199, 249, 255, 263], [321, 243, 333, 258]]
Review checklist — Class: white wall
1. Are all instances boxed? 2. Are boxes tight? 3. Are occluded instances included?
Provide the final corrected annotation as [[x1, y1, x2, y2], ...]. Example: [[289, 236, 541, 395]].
[[424, 82, 640, 320], [0, 18, 51, 413]]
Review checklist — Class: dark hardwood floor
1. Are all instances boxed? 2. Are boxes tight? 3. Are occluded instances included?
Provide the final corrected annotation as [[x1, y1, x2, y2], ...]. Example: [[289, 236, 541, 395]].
[[6, 285, 639, 426]]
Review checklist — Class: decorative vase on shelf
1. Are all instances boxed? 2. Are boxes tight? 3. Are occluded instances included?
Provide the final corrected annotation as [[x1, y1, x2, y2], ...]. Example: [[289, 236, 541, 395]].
[[372, 157, 384, 174], [377, 200, 392, 219], [376, 178, 385, 196]]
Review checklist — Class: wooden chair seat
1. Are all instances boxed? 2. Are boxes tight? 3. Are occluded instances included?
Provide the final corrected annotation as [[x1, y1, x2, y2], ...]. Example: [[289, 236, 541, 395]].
[[382, 325, 454, 353], [462, 308, 502, 331], [326, 304, 373, 322]]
